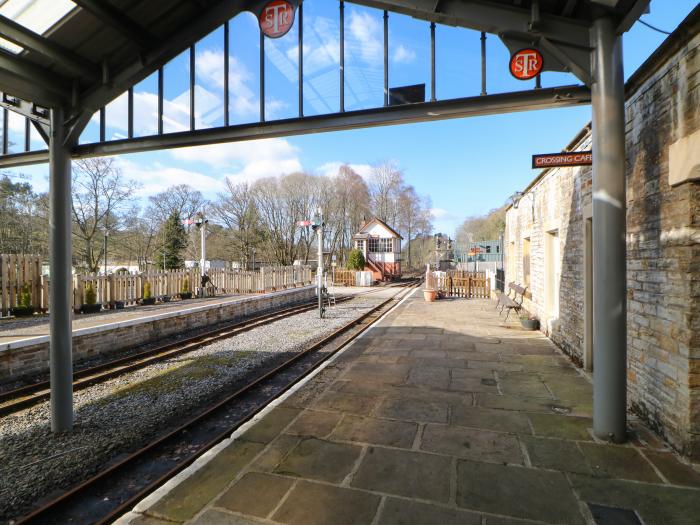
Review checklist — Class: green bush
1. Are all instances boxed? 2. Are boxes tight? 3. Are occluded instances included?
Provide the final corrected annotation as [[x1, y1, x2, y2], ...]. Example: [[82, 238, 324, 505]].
[[346, 249, 365, 271], [143, 281, 152, 299], [85, 282, 96, 305], [182, 277, 190, 294], [19, 283, 32, 308]]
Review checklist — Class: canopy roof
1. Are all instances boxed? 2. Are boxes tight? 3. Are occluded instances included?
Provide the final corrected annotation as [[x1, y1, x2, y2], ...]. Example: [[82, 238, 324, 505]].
[[0, 0, 648, 153]]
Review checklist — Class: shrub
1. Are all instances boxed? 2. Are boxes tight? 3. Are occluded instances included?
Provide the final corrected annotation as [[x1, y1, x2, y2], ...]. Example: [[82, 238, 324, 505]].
[[182, 277, 190, 294], [19, 283, 32, 308], [346, 249, 365, 271], [85, 282, 96, 305], [143, 281, 152, 299]]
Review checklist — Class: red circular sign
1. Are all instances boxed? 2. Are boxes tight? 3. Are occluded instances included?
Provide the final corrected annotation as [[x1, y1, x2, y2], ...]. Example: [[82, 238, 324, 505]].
[[509, 48, 544, 80], [259, 0, 295, 39]]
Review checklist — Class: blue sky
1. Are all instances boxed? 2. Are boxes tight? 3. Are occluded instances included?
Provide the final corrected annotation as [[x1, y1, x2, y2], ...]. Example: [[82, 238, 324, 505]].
[[5, 0, 696, 235]]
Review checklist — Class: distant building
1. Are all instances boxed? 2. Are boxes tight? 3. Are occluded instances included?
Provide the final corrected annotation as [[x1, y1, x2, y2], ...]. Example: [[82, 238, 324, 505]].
[[184, 260, 228, 271], [352, 218, 402, 281], [457, 239, 504, 264]]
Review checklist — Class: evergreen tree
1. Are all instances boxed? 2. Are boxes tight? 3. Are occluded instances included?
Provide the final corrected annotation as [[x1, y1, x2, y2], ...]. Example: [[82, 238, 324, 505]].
[[154, 212, 187, 270]]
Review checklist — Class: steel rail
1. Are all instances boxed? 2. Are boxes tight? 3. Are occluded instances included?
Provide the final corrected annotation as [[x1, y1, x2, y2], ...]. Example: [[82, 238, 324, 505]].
[[15, 281, 419, 525], [0, 283, 411, 416]]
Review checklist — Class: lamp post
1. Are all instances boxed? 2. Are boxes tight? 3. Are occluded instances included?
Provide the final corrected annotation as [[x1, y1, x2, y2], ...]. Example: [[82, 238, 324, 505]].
[[313, 208, 325, 319]]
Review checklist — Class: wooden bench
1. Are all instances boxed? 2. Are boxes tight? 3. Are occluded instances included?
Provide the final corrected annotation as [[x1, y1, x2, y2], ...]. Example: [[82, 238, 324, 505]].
[[496, 282, 527, 321]]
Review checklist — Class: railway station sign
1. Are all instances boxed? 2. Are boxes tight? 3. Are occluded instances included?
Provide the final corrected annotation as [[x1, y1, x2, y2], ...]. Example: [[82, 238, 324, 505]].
[[259, 0, 295, 39], [532, 151, 593, 169], [509, 49, 544, 80]]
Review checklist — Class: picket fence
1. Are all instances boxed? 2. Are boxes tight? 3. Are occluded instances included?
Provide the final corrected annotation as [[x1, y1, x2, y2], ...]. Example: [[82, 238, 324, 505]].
[[0, 255, 312, 317], [435, 271, 491, 299]]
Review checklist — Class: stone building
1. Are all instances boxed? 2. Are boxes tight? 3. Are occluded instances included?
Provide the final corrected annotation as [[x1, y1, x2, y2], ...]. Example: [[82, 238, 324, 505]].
[[504, 9, 699, 457]]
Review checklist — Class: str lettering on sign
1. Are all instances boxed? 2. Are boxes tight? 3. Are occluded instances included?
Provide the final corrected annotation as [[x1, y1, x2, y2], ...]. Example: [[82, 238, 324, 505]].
[[532, 151, 593, 169], [259, 0, 295, 39], [509, 49, 544, 80]]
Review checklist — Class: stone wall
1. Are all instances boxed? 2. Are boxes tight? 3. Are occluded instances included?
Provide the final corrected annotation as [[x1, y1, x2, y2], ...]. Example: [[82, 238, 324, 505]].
[[505, 23, 700, 456], [0, 287, 315, 383]]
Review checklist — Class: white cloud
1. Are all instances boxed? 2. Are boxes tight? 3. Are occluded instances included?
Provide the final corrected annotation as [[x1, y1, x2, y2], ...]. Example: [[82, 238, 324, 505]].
[[392, 44, 416, 64], [169, 138, 300, 169], [224, 156, 303, 185], [316, 161, 373, 181], [431, 208, 453, 219], [348, 10, 382, 64], [117, 158, 225, 197]]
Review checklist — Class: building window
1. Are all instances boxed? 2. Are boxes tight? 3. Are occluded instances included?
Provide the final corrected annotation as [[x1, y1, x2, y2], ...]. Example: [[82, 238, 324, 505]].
[[523, 237, 531, 289], [486, 245, 491, 253], [368, 238, 393, 253]]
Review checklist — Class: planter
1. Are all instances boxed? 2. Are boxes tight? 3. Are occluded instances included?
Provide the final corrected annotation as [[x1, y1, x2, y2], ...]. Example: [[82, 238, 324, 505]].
[[178, 292, 193, 300], [114, 301, 125, 310], [80, 303, 102, 314], [160, 295, 171, 303], [11, 305, 35, 317], [423, 289, 438, 302], [140, 297, 156, 306], [521, 319, 540, 331]]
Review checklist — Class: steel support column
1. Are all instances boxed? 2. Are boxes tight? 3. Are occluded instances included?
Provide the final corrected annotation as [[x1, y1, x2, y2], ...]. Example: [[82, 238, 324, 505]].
[[49, 107, 73, 432], [591, 17, 627, 443]]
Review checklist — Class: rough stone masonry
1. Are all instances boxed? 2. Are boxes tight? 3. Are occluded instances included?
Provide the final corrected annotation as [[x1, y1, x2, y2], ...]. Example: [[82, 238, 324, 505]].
[[505, 11, 700, 457]]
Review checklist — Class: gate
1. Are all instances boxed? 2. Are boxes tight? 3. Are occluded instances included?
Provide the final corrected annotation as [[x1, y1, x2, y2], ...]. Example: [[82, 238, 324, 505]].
[[435, 271, 491, 299]]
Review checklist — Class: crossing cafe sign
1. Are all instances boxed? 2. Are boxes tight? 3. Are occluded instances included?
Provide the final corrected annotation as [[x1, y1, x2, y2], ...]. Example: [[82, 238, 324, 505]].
[[532, 151, 593, 169], [259, 0, 295, 38], [509, 48, 543, 80]]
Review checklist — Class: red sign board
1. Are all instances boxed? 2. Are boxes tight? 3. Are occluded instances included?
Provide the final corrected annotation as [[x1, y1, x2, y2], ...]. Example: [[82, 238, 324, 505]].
[[532, 151, 593, 169], [259, 0, 295, 39], [509, 48, 543, 80], [297, 220, 312, 227]]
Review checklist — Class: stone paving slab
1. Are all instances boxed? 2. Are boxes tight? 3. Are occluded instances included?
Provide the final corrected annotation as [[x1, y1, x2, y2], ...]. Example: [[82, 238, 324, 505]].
[[123, 294, 700, 525]]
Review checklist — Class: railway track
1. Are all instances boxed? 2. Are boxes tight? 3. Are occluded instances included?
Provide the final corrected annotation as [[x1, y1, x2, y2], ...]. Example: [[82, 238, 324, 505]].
[[14, 280, 419, 525], [0, 283, 412, 417]]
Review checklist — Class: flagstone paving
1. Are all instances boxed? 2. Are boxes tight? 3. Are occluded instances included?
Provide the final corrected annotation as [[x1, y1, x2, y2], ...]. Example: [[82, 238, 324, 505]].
[[126, 293, 700, 525]]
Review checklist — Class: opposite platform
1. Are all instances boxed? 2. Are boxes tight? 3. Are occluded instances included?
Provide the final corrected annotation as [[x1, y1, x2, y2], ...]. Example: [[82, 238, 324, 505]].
[[0, 286, 314, 382], [119, 292, 700, 525]]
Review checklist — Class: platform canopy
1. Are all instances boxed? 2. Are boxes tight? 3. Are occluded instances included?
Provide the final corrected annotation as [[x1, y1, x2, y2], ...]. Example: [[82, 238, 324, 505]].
[[0, 0, 648, 166], [0, 0, 649, 441]]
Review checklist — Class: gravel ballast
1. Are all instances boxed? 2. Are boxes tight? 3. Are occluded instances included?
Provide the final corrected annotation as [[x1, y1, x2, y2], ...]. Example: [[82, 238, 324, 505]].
[[0, 296, 389, 522]]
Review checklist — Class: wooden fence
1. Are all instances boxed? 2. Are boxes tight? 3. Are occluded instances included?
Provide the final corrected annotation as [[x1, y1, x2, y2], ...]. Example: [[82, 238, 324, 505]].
[[0, 254, 45, 317], [435, 271, 491, 299], [0, 255, 312, 317], [330, 269, 357, 287]]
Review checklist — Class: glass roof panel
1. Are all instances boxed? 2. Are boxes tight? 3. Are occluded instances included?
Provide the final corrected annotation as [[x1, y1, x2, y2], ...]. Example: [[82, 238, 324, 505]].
[[0, 0, 76, 53]]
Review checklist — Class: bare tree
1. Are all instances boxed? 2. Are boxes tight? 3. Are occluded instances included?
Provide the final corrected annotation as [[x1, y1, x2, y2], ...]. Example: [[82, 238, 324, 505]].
[[369, 161, 403, 225], [71, 158, 138, 272], [213, 180, 263, 268]]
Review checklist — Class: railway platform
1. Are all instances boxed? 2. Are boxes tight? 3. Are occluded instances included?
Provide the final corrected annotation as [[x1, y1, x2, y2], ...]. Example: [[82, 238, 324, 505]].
[[0, 286, 314, 383], [119, 292, 700, 525]]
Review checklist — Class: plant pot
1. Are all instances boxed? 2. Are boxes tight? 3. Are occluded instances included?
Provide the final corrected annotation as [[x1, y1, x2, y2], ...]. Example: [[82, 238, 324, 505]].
[[161, 295, 171, 303], [80, 303, 102, 314], [521, 319, 540, 331], [423, 289, 438, 302], [11, 305, 35, 317], [140, 297, 156, 306], [178, 292, 192, 300], [114, 301, 125, 310]]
